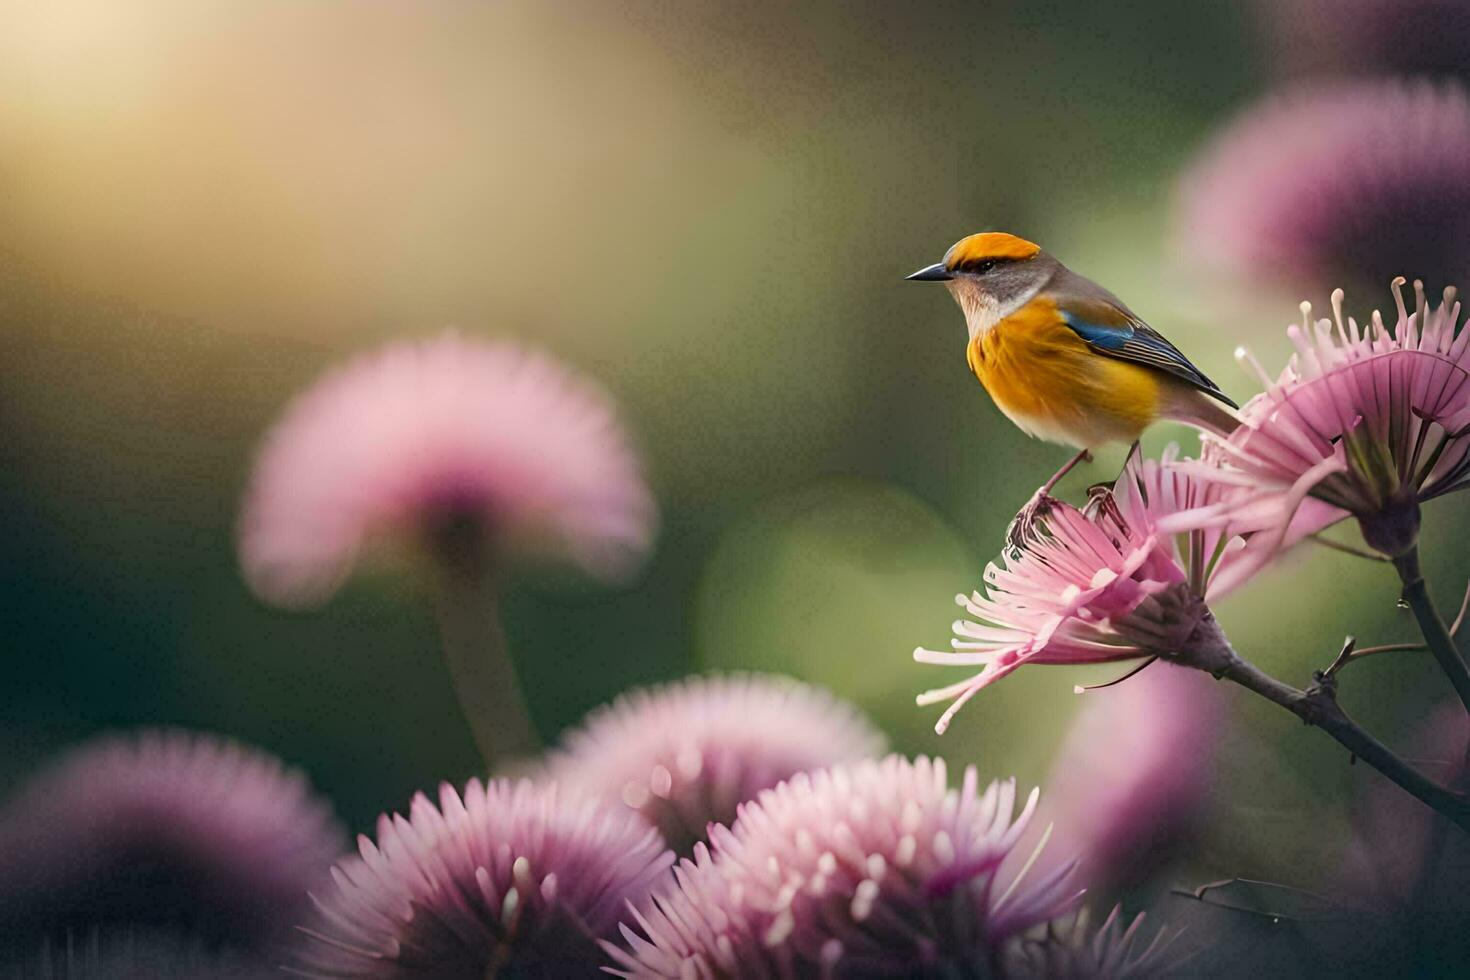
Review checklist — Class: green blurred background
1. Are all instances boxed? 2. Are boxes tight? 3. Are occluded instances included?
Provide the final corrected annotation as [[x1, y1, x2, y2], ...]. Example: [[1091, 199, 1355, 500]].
[[1, 0, 1463, 895]]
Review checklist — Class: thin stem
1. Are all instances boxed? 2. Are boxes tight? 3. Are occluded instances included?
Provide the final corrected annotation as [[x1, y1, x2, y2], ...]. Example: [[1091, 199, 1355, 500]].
[[430, 536, 540, 768], [1394, 548, 1470, 715], [1171, 619, 1470, 834]]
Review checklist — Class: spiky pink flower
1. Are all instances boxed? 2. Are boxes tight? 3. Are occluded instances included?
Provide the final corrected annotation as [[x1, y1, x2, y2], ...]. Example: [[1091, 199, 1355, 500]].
[[1004, 906, 1180, 980], [296, 778, 673, 977], [1177, 80, 1470, 292], [605, 755, 1081, 978], [1192, 283, 1470, 557], [544, 674, 886, 856], [0, 730, 344, 949], [913, 448, 1308, 733], [239, 334, 655, 607], [1031, 664, 1225, 896]]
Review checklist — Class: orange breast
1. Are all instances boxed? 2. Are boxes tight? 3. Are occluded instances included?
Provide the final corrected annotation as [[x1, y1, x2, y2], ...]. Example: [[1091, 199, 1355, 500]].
[[966, 298, 1161, 448]]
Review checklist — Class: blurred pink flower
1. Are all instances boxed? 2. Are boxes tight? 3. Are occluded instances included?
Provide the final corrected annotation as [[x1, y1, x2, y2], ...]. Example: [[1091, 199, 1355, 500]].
[[1191, 283, 1470, 557], [914, 448, 1285, 734], [605, 755, 1082, 978], [1031, 664, 1226, 896], [1004, 906, 1179, 980], [1177, 80, 1470, 292], [0, 730, 345, 950], [239, 333, 655, 607], [296, 778, 673, 977], [544, 673, 886, 856]]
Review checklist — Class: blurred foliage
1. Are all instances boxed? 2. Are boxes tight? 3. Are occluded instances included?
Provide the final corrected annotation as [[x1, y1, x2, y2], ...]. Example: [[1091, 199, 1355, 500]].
[[1, 3, 1466, 939]]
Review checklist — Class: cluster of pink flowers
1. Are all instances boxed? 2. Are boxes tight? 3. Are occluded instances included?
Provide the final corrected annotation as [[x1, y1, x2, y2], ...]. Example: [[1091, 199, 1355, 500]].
[[19, 266, 1467, 975], [605, 756, 1168, 978], [12, 10, 1470, 976]]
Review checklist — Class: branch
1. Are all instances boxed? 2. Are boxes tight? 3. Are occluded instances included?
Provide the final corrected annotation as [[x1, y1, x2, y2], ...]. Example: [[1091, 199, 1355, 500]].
[[1170, 616, 1470, 835]]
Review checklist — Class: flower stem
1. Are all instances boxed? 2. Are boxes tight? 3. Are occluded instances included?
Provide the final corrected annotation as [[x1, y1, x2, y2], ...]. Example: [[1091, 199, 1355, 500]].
[[1394, 547, 1470, 716], [431, 546, 541, 769], [1172, 617, 1470, 834]]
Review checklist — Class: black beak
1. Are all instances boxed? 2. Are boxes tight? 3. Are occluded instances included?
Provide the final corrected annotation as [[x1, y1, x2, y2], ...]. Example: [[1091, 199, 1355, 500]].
[[905, 262, 952, 282]]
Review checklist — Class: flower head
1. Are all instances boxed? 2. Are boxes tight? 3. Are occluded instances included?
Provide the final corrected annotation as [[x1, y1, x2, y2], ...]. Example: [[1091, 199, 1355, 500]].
[[1034, 664, 1225, 895], [296, 778, 673, 977], [914, 449, 1277, 733], [239, 334, 655, 607], [1177, 80, 1470, 293], [544, 674, 886, 856], [1197, 282, 1470, 557], [0, 730, 345, 949], [605, 755, 1081, 978]]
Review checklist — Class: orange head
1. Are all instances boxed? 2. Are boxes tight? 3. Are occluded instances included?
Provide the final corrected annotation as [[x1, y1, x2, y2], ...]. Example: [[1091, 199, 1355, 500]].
[[906, 232, 1057, 334]]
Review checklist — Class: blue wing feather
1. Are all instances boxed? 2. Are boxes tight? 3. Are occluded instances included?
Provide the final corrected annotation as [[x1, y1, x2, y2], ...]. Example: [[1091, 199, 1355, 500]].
[[1058, 302, 1237, 408]]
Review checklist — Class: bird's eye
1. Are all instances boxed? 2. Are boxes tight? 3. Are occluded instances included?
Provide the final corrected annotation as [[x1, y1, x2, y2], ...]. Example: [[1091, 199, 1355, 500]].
[[972, 259, 998, 275]]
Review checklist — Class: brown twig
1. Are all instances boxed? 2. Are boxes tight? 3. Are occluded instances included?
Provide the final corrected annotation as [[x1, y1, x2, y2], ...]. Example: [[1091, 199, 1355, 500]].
[[1170, 615, 1470, 834]]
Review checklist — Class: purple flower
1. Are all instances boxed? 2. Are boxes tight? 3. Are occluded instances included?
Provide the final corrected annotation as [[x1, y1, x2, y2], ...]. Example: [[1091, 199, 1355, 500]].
[[1033, 665, 1225, 895], [295, 778, 673, 977], [1177, 80, 1470, 293], [1187, 282, 1470, 557], [545, 674, 886, 856], [913, 448, 1309, 733], [605, 756, 1082, 977], [239, 333, 655, 608], [0, 730, 345, 949]]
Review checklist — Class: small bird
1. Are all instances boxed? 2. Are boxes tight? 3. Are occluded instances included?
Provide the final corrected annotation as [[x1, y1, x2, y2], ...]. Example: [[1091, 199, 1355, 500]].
[[906, 232, 1238, 544]]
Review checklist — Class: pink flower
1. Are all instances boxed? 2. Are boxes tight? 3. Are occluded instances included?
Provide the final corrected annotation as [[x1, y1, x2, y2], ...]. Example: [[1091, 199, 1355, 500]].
[[295, 778, 673, 977], [1195, 282, 1470, 557], [239, 334, 655, 607], [545, 673, 886, 856], [1029, 664, 1226, 896], [0, 730, 345, 950], [605, 756, 1082, 978], [1177, 80, 1470, 293], [914, 448, 1278, 734]]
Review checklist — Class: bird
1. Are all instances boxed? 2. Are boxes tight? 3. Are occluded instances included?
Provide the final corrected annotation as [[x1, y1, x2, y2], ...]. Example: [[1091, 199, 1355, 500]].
[[906, 231, 1238, 546]]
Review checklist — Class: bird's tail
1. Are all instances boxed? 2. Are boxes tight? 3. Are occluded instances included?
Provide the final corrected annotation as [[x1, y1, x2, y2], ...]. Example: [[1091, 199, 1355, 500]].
[[1165, 389, 1241, 438]]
